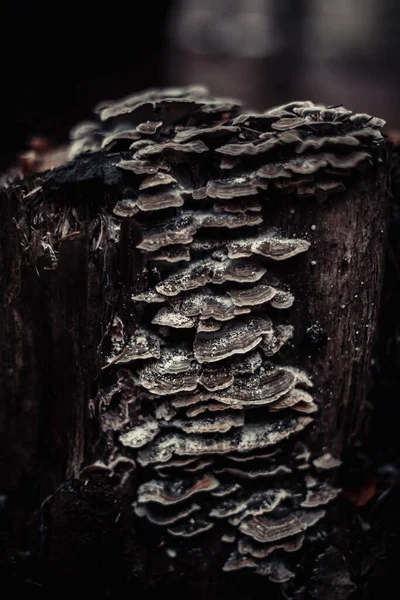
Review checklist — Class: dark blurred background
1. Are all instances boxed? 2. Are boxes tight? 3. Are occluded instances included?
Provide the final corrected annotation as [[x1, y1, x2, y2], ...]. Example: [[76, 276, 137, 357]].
[[1, 0, 400, 170]]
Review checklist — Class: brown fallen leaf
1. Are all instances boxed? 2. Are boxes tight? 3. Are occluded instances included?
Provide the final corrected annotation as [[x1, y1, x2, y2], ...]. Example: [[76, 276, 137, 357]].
[[341, 477, 377, 507]]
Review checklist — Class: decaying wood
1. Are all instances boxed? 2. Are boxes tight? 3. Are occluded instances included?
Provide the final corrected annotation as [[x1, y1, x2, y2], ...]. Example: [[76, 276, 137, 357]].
[[0, 88, 393, 598]]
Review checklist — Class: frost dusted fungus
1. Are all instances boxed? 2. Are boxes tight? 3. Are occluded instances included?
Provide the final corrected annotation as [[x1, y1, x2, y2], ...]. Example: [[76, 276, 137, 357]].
[[34, 86, 380, 582]]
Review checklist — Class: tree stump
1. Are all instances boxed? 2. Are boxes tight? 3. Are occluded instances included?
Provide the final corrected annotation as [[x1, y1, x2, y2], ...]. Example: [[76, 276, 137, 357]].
[[0, 88, 391, 599]]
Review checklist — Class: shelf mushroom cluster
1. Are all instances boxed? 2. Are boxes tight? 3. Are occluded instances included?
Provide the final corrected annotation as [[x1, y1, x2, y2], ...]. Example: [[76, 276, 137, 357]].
[[69, 84, 385, 202], [81, 87, 384, 581]]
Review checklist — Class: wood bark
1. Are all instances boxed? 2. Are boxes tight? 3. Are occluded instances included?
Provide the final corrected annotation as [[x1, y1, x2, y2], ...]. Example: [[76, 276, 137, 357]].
[[0, 148, 393, 598]]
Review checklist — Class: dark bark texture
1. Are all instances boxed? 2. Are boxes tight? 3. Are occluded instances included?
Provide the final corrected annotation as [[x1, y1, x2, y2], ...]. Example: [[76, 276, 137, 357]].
[[0, 92, 396, 599]]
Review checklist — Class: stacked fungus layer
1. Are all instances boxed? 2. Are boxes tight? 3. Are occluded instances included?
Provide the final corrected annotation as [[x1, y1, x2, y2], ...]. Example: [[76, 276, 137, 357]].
[[68, 87, 384, 581]]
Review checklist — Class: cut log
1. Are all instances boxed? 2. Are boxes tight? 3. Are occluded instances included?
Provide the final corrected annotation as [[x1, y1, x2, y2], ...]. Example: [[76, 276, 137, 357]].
[[0, 89, 391, 598]]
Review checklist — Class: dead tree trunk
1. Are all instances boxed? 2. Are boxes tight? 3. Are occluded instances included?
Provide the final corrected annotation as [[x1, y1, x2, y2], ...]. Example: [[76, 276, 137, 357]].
[[0, 89, 392, 599]]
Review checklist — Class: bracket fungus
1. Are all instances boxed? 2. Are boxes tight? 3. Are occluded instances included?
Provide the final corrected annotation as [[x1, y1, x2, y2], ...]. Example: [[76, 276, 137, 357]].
[[47, 86, 385, 584], [135, 473, 220, 505], [313, 453, 342, 470], [238, 510, 325, 544]]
